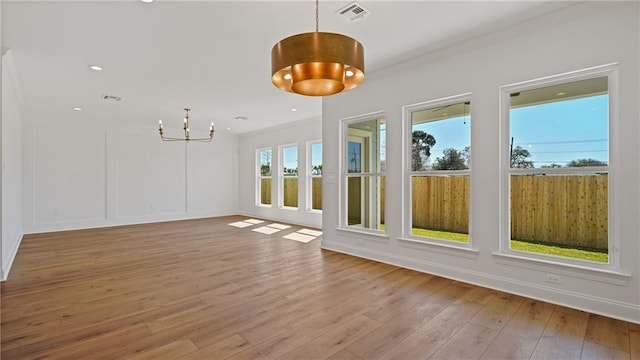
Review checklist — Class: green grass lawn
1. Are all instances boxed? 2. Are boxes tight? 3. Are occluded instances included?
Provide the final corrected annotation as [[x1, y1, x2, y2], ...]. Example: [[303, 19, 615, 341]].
[[411, 228, 469, 243], [407, 227, 607, 263], [510, 239, 608, 263]]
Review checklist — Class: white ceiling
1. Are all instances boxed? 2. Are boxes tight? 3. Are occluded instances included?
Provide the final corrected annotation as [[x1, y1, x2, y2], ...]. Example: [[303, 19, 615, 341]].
[[2, 1, 576, 134]]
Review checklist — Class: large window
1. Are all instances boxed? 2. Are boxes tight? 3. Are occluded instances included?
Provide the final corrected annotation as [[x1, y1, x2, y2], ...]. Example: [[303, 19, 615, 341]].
[[308, 141, 322, 211], [280, 144, 298, 208], [501, 65, 616, 268], [404, 95, 471, 245], [341, 114, 385, 231], [257, 148, 272, 206]]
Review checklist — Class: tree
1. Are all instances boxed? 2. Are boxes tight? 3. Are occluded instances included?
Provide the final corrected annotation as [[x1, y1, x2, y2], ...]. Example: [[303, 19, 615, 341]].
[[541, 163, 563, 168], [432, 148, 469, 170], [566, 158, 607, 167], [412, 130, 436, 171], [510, 146, 534, 168], [260, 164, 271, 176]]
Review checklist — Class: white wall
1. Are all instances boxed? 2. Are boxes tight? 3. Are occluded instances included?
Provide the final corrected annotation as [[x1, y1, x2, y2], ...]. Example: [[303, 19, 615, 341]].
[[2, 50, 24, 280], [322, 2, 640, 323], [238, 117, 322, 228], [21, 110, 238, 234]]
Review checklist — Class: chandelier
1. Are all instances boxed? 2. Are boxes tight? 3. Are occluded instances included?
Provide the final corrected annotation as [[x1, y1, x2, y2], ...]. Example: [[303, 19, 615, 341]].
[[158, 108, 214, 142], [271, 0, 365, 96]]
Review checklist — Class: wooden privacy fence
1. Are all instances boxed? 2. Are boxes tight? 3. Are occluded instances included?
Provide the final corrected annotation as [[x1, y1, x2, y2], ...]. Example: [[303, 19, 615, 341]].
[[410, 174, 607, 250], [283, 178, 298, 207], [510, 174, 608, 250], [260, 178, 322, 210], [311, 178, 322, 210], [412, 176, 469, 234], [260, 178, 271, 205], [265, 174, 608, 250]]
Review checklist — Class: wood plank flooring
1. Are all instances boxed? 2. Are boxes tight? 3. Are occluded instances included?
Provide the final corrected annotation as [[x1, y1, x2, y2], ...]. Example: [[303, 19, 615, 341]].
[[1, 215, 637, 359]]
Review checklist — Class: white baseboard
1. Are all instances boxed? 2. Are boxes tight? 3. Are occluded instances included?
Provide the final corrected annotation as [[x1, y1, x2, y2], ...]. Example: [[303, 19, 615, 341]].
[[2, 232, 24, 281], [321, 239, 640, 325], [24, 209, 238, 235], [236, 210, 321, 229]]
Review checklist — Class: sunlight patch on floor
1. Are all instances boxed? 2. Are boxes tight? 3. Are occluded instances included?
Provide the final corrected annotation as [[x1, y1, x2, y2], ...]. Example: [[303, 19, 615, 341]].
[[283, 233, 316, 243], [229, 218, 321, 243]]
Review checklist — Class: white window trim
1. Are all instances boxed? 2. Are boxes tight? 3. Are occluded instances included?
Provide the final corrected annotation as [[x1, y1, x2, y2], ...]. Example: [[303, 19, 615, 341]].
[[402, 93, 473, 250], [256, 147, 273, 208], [279, 143, 299, 210], [339, 111, 386, 234], [307, 140, 322, 213], [499, 63, 620, 271]]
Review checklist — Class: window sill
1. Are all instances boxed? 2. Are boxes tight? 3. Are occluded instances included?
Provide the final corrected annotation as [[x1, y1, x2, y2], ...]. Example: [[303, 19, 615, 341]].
[[398, 237, 479, 259], [492, 252, 630, 286], [336, 227, 389, 243], [279, 206, 299, 212], [256, 204, 272, 208]]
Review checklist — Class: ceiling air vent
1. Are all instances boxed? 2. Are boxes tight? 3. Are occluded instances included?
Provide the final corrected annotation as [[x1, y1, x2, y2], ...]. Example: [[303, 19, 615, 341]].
[[102, 94, 122, 102], [336, 2, 370, 22]]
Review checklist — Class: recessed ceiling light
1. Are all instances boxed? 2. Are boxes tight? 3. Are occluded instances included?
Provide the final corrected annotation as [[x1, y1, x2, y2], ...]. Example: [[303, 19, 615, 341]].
[[226, 127, 232, 130], [141, 0, 153, 3], [73, 107, 82, 111], [290, 108, 297, 112], [89, 65, 102, 71]]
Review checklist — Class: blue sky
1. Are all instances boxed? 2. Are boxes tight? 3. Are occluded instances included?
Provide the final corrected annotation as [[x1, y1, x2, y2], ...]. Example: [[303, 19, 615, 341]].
[[311, 143, 322, 169], [510, 94, 608, 167], [281, 143, 322, 172], [412, 94, 608, 168], [282, 145, 298, 171]]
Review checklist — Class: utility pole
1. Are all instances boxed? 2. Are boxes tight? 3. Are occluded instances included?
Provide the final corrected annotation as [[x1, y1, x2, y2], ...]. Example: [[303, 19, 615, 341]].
[[510, 136, 514, 167]]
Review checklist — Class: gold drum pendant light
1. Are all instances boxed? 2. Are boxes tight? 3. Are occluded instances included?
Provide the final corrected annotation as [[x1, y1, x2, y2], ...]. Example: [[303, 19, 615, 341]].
[[271, 0, 364, 96]]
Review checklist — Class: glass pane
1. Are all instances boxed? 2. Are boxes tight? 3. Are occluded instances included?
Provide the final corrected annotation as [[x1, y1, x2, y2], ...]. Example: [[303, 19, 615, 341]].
[[282, 145, 298, 208], [311, 177, 322, 211], [346, 118, 385, 174], [344, 117, 385, 231], [260, 177, 271, 205], [347, 175, 384, 230], [258, 149, 272, 206], [283, 177, 298, 207], [411, 101, 470, 171], [310, 142, 323, 211], [411, 174, 469, 243], [510, 173, 608, 263], [310, 142, 322, 175], [282, 145, 298, 176], [509, 77, 608, 169], [259, 150, 272, 176]]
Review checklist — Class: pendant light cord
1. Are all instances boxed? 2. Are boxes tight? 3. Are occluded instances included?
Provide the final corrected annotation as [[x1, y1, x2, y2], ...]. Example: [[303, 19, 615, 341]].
[[315, 0, 319, 32]]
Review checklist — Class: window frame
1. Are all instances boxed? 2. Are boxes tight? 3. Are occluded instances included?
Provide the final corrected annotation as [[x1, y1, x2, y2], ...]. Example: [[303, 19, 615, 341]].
[[339, 111, 386, 233], [279, 143, 299, 210], [402, 93, 473, 249], [499, 63, 619, 271], [256, 147, 273, 207], [307, 140, 322, 213]]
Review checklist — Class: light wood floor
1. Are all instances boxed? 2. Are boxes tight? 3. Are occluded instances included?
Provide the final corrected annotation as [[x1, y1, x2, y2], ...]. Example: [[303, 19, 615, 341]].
[[1, 215, 638, 360]]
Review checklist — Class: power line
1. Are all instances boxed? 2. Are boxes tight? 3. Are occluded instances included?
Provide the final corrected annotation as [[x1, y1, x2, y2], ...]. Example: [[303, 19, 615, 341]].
[[514, 139, 607, 146], [530, 149, 608, 154]]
